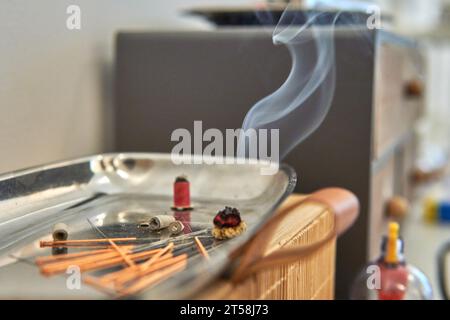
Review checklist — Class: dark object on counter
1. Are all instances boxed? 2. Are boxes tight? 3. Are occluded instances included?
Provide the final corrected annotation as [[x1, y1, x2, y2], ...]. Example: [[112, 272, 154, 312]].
[[52, 247, 68, 255]]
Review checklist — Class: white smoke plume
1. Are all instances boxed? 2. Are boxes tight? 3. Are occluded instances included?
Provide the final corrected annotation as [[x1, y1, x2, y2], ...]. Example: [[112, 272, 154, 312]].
[[238, 1, 375, 159]]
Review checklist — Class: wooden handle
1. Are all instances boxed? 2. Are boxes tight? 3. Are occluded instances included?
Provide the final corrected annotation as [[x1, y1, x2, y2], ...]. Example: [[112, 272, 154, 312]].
[[231, 188, 359, 283], [386, 196, 409, 219], [405, 79, 423, 98]]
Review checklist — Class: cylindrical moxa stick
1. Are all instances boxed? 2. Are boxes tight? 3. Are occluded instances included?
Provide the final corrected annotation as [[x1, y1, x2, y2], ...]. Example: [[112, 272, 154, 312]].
[[149, 215, 176, 231]]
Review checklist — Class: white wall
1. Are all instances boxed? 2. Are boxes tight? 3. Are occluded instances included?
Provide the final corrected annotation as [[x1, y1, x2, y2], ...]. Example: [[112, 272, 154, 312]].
[[422, 43, 450, 153], [0, 0, 249, 174]]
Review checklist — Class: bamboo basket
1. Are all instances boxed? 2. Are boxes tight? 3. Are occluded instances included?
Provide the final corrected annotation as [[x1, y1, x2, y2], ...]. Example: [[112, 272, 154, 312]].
[[194, 189, 358, 300]]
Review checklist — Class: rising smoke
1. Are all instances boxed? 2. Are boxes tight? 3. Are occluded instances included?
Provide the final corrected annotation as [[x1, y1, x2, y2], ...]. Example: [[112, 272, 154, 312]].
[[238, 1, 375, 160]]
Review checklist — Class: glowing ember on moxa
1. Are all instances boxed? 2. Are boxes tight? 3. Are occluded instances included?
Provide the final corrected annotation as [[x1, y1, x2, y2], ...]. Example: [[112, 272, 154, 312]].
[[212, 207, 247, 240]]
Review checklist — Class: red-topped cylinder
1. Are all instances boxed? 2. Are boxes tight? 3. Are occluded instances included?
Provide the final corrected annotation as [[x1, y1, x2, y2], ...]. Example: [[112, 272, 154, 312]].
[[173, 176, 192, 210]]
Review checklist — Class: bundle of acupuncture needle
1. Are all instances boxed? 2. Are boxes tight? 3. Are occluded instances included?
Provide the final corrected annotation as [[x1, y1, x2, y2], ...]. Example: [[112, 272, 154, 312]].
[[35, 215, 238, 297], [35, 232, 216, 297], [40, 237, 137, 248]]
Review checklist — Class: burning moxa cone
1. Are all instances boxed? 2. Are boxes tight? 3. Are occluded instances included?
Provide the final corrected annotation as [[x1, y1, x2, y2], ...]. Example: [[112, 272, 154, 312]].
[[212, 207, 246, 240], [172, 176, 193, 211]]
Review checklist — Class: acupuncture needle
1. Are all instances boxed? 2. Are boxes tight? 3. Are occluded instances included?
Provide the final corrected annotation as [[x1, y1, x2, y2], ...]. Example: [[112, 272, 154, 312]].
[[133, 229, 210, 253]]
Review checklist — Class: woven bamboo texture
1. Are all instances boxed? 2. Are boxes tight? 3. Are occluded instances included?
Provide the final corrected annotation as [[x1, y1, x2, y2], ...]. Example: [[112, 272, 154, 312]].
[[195, 194, 336, 300]]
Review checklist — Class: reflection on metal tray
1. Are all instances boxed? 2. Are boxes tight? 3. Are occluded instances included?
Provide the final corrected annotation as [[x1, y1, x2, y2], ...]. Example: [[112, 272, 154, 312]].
[[0, 153, 296, 299]]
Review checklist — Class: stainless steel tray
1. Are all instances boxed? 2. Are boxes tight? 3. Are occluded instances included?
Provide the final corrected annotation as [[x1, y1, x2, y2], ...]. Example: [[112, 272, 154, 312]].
[[0, 153, 296, 299]]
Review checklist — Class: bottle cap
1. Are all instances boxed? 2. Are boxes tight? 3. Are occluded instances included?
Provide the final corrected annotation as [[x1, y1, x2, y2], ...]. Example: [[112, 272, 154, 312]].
[[385, 222, 400, 264]]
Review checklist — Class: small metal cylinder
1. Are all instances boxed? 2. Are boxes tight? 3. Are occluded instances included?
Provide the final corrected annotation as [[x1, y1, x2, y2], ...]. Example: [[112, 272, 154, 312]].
[[149, 215, 176, 231], [52, 223, 69, 241], [168, 221, 185, 235]]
